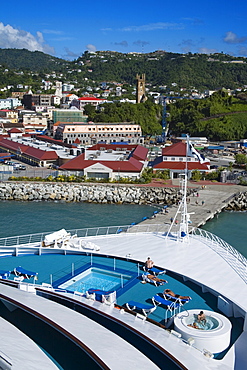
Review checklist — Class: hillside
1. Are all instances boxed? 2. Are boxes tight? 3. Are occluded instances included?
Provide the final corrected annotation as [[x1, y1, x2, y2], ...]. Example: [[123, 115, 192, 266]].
[[167, 90, 247, 140], [75, 51, 247, 90], [0, 48, 247, 91], [0, 48, 69, 71]]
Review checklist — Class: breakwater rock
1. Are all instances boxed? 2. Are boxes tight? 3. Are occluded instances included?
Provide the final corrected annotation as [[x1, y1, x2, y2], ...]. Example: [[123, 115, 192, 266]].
[[225, 191, 247, 211], [0, 182, 185, 205]]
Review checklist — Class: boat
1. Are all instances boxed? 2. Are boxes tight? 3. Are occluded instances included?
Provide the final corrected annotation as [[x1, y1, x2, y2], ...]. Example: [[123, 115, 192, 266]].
[[0, 143, 246, 369]]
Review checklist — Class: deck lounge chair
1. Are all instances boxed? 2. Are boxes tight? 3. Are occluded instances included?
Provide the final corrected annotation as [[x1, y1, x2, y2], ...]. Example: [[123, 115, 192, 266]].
[[143, 266, 166, 276], [0, 270, 10, 279], [13, 266, 38, 280], [87, 288, 116, 303], [126, 300, 156, 317], [152, 294, 181, 321], [142, 272, 167, 287], [152, 294, 181, 309]]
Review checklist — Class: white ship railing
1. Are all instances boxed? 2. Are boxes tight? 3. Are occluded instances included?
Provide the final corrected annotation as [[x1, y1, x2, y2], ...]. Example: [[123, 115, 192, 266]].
[[191, 227, 247, 283], [0, 224, 169, 248], [0, 224, 246, 283]]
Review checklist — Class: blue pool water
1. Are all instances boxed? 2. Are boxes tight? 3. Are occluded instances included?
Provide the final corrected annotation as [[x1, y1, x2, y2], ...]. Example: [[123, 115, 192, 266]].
[[59, 267, 132, 293], [187, 314, 219, 330]]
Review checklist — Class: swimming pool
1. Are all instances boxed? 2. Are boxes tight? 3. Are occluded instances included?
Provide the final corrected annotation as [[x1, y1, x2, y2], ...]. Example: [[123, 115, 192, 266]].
[[59, 267, 132, 293]]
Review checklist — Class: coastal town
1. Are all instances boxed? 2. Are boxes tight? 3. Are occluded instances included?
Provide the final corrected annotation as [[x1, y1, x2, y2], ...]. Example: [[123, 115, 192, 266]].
[[1, 69, 247, 187], [1, 1, 247, 367]]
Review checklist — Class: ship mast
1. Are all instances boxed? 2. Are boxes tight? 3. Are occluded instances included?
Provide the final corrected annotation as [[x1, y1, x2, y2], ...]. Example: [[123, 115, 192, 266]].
[[165, 136, 190, 242]]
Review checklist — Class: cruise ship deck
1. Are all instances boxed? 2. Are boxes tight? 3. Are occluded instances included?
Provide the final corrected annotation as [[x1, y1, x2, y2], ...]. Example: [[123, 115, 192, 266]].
[[0, 225, 246, 369]]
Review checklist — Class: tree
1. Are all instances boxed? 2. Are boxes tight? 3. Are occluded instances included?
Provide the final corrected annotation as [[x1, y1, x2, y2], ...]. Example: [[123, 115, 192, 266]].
[[234, 153, 247, 165], [191, 170, 202, 181], [228, 162, 233, 172]]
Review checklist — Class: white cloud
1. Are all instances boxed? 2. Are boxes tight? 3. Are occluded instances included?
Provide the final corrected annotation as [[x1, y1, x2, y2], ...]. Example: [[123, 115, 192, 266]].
[[0, 22, 55, 54], [86, 44, 97, 52], [133, 40, 150, 46], [120, 22, 184, 32], [223, 31, 247, 44], [63, 47, 80, 58], [114, 41, 128, 47]]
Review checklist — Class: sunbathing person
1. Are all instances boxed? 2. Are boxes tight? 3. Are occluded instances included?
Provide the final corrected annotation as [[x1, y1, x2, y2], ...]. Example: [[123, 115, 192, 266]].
[[147, 274, 168, 283], [163, 288, 191, 300]]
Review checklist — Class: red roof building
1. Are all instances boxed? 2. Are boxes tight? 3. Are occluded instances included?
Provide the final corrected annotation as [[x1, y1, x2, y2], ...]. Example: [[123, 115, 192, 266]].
[[152, 142, 210, 179], [0, 138, 58, 167], [70, 96, 106, 110], [59, 145, 147, 180]]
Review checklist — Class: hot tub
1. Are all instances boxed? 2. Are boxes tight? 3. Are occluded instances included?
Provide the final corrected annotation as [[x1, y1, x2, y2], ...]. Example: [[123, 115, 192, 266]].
[[174, 309, 232, 353]]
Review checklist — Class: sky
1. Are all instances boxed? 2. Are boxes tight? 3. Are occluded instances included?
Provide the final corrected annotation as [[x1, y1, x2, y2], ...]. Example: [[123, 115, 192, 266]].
[[1, 0, 247, 60]]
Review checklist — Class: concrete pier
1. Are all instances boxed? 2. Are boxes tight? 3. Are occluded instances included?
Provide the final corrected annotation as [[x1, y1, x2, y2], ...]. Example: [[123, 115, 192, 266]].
[[137, 182, 246, 229]]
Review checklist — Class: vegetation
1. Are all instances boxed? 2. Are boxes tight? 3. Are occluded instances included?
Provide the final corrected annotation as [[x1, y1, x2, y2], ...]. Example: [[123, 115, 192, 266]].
[[234, 153, 247, 165], [1, 49, 247, 140], [168, 90, 247, 141], [8, 167, 171, 184], [0, 48, 68, 72], [86, 100, 163, 135], [1, 48, 247, 91]]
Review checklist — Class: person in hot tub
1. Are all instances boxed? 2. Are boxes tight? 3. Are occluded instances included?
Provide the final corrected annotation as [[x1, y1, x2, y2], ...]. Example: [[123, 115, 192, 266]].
[[197, 311, 206, 324], [188, 322, 199, 329]]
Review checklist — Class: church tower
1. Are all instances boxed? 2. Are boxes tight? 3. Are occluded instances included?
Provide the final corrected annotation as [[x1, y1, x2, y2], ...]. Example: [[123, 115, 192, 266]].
[[55, 81, 62, 98], [136, 73, 147, 103]]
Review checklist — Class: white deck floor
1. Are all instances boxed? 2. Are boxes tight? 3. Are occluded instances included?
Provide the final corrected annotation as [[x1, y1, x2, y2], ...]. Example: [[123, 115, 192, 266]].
[[0, 284, 159, 370], [0, 317, 59, 370]]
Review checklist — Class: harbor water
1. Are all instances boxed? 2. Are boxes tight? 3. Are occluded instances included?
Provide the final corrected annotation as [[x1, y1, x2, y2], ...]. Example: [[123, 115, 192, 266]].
[[0, 200, 246, 258]]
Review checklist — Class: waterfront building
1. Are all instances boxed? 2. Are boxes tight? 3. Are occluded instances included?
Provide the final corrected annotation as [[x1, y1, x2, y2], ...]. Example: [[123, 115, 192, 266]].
[[59, 144, 148, 180], [0, 137, 59, 167], [54, 121, 143, 145], [152, 141, 210, 178]]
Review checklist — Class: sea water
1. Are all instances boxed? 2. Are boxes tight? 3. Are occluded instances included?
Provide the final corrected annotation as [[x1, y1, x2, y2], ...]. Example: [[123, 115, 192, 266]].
[[0, 200, 246, 258], [201, 211, 247, 258], [0, 201, 157, 237]]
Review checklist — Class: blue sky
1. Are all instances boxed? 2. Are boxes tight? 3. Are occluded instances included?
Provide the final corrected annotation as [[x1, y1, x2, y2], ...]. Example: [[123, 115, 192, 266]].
[[1, 0, 247, 59]]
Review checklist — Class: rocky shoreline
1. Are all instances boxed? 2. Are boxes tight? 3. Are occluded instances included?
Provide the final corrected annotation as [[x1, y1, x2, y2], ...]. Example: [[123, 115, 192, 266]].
[[226, 191, 247, 211], [0, 182, 182, 205], [0, 182, 246, 210]]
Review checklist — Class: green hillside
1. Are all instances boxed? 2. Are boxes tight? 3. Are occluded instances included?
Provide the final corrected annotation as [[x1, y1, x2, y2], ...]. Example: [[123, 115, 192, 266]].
[[168, 90, 247, 140], [0, 48, 247, 90], [0, 48, 68, 71]]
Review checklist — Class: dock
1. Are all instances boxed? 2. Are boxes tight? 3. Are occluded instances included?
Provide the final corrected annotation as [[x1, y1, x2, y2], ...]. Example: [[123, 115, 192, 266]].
[[137, 182, 246, 229]]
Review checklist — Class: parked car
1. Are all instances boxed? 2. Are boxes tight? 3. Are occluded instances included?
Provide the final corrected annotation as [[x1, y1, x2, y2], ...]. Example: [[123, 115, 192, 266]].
[[5, 161, 15, 166]]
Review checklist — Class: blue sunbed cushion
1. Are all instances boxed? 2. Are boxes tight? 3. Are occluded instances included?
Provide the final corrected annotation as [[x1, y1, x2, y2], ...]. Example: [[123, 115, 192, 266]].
[[127, 300, 155, 310], [87, 288, 114, 295], [0, 270, 10, 275], [148, 267, 166, 274], [153, 294, 180, 308]]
